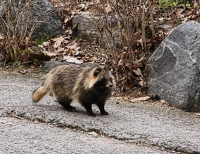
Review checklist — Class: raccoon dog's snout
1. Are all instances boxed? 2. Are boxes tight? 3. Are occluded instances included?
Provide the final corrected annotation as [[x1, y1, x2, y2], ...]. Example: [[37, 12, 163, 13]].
[[106, 80, 113, 88], [106, 82, 113, 88]]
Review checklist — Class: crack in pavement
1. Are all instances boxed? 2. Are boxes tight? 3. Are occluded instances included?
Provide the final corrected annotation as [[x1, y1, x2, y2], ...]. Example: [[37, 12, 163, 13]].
[[1, 117, 174, 154], [4, 114, 179, 154]]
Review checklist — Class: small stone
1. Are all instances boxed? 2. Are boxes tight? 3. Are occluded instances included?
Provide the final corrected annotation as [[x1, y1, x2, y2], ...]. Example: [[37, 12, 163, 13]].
[[88, 131, 98, 137], [160, 100, 166, 104]]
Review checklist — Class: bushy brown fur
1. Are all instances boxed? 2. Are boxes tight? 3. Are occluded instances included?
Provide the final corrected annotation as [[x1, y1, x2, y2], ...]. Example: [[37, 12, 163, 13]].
[[32, 64, 115, 116]]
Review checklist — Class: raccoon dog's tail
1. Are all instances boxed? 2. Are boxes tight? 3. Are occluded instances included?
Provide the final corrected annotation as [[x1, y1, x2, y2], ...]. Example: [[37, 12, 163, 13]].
[[32, 82, 51, 102]]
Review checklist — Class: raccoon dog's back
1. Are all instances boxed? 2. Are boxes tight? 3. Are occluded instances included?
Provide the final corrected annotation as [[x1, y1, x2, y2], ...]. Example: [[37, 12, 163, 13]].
[[32, 64, 115, 116]]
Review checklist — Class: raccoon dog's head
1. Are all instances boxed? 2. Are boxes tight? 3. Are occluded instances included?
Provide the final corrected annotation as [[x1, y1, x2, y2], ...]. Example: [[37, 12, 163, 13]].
[[86, 66, 116, 90]]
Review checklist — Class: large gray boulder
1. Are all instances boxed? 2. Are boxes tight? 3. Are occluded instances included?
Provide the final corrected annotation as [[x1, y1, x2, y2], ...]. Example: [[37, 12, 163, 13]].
[[0, 0, 62, 39], [148, 21, 200, 112]]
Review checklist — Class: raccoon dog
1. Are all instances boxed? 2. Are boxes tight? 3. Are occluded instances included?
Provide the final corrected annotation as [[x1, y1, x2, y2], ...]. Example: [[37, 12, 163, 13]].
[[32, 64, 115, 116]]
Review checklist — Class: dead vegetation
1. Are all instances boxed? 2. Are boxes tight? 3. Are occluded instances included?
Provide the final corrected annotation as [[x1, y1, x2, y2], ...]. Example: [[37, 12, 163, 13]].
[[0, 0, 57, 65], [0, 0, 40, 62], [91, 0, 159, 94]]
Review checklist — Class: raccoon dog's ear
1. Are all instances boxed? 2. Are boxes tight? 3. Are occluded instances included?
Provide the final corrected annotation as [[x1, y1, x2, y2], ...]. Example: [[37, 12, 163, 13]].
[[94, 67, 102, 76]]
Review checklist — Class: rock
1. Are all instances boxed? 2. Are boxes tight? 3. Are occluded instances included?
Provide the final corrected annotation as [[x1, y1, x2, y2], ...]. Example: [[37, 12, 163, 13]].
[[72, 12, 98, 41], [0, 0, 62, 39], [72, 12, 122, 46], [42, 61, 81, 71], [156, 24, 173, 32], [148, 21, 200, 112], [43, 61, 70, 71]]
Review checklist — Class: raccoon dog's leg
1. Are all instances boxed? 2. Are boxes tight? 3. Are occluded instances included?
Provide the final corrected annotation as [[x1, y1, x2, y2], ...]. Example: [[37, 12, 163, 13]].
[[58, 98, 76, 112], [97, 101, 109, 115], [82, 103, 96, 117]]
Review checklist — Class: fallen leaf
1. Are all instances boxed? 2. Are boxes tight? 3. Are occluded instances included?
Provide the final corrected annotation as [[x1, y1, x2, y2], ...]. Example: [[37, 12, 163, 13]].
[[166, 17, 171, 21], [190, 14, 196, 19], [158, 17, 164, 21], [186, 10, 193, 16], [123, 97, 129, 101], [64, 56, 83, 64], [125, 62, 132, 70], [139, 80, 147, 87], [52, 36, 65, 48], [91, 56, 98, 61], [88, 131, 98, 137], [105, 4, 112, 13], [77, 3, 86, 9], [82, 56, 90, 62], [117, 59, 124, 66], [42, 41, 50, 47], [135, 57, 145, 63], [130, 96, 151, 103], [195, 113, 200, 116], [42, 51, 57, 57], [176, 9, 184, 18], [109, 96, 123, 101], [160, 100, 166, 104], [19, 69, 27, 74], [120, 52, 127, 60], [75, 51, 85, 57], [67, 42, 78, 50], [196, 10, 200, 16], [0, 34, 3, 39], [56, 48, 65, 54], [182, 17, 188, 23], [136, 38, 143, 48], [133, 68, 142, 76], [74, 46, 80, 51], [132, 62, 142, 68], [67, 48, 76, 55]]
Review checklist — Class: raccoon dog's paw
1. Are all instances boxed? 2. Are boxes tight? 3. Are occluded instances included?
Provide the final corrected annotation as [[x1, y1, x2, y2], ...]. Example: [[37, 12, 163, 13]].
[[87, 112, 96, 117], [65, 106, 76, 112], [101, 111, 109, 115]]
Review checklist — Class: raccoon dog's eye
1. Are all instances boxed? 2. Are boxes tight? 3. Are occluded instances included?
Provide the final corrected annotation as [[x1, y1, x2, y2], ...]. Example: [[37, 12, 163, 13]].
[[94, 68, 102, 76]]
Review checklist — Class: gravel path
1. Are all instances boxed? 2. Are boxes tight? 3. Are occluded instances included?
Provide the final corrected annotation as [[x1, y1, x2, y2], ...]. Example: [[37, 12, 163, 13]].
[[1, 72, 199, 153]]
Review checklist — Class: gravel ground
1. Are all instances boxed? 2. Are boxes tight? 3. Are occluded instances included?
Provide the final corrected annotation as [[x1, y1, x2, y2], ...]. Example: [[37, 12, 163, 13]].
[[0, 117, 171, 154], [0, 72, 199, 153]]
